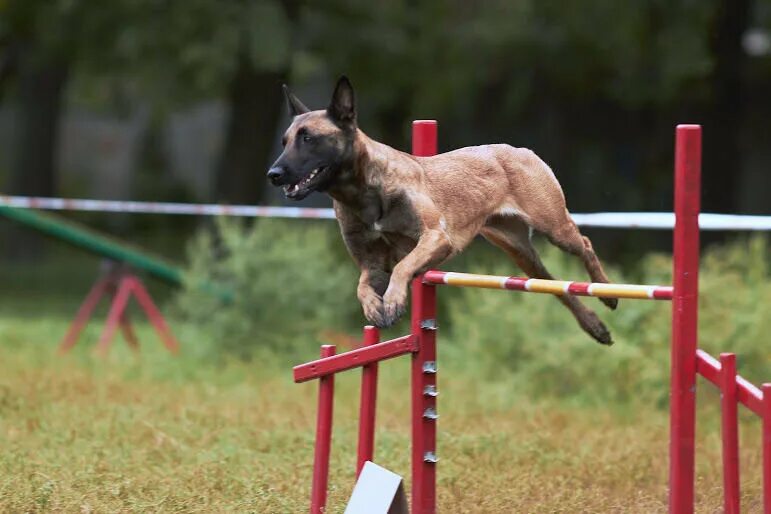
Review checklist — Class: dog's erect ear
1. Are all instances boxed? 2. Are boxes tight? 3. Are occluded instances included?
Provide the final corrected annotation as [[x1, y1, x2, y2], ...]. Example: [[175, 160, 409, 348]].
[[327, 76, 356, 125], [283, 84, 310, 117]]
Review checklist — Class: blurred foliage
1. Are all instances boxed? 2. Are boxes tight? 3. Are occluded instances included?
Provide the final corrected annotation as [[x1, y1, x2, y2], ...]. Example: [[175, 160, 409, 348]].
[[1, 1, 769, 214], [444, 235, 770, 408], [175, 218, 360, 359], [96, 0, 295, 105], [0, 0, 296, 106], [303, 1, 715, 135], [176, 220, 769, 411]]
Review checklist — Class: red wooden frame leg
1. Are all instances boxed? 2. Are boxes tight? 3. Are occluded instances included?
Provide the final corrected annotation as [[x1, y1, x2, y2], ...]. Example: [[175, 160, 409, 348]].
[[720, 353, 740, 514], [95, 277, 133, 356], [58, 278, 109, 353], [410, 119, 439, 514], [311, 345, 336, 514], [763, 383, 771, 514], [120, 312, 140, 353], [357, 326, 380, 477], [411, 277, 438, 514], [128, 276, 180, 354], [669, 124, 701, 514]]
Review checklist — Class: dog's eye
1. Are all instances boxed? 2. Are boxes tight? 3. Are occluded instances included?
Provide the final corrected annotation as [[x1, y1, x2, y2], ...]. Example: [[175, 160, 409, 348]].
[[302, 135, 313, 143]]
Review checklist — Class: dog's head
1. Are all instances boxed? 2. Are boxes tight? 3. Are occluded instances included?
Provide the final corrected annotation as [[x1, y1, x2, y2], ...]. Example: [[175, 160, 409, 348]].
[[267, 76, 357, 201]]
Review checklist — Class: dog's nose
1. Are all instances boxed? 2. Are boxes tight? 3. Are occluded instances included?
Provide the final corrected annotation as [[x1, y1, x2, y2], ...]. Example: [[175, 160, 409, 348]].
[[267, 167, 285, 184]]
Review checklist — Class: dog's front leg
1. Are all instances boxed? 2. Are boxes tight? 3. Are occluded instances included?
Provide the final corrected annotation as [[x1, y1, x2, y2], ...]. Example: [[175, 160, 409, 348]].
[[338, 218, 392, 327], [381, 229, 453, 326], [357, 267, 390, 327]]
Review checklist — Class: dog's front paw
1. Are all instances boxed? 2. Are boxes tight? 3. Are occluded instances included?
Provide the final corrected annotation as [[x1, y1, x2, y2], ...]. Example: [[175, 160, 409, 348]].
[[361, 292, 386, 327], [381, 286, 408, 327]]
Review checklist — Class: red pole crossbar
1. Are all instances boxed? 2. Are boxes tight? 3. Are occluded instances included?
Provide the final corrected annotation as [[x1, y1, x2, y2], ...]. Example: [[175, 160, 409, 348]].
[[357, 326, 380, 477], [669, 124, 701, 514], [310, 345, 336, 514], [696, 349, 764, 417], [411, 119, 439, 514], [294, 334, 417, 383]]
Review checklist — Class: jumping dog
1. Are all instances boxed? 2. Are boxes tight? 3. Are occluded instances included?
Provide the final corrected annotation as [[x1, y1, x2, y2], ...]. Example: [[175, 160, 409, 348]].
[[268, 77, 617, 345]]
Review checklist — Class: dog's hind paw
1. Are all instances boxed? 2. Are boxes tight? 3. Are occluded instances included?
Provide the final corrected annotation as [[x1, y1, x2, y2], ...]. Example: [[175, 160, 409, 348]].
[[601, 297, 618, 310], [578, 309, 614, 346]]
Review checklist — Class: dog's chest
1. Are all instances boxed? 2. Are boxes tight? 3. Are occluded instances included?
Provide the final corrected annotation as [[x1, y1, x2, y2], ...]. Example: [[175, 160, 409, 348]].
[[364, 209, 420, 261], [365, 193, 420, 237]]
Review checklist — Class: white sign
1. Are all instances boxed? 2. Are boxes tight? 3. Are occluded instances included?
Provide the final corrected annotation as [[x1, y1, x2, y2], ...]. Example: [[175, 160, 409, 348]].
[[344, 461, 408, 514]]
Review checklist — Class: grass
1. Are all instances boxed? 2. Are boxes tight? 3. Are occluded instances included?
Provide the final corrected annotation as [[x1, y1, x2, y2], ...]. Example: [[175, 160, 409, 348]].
[[0, 235, 769, 512], [0, 306, 766, 513]]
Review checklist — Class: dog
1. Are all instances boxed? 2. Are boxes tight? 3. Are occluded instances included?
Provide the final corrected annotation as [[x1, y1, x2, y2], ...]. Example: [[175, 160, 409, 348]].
[[268, 77, 617, 345]]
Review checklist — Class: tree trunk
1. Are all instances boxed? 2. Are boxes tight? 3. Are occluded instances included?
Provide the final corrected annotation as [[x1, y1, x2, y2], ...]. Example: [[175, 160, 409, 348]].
[[216, 0, 300, 205], [9, 52, 68, 196], [0, 40, 20, 102], [4, 50, 68, 260], [215, 53, 286, 204], [703, 0, 751, 215]]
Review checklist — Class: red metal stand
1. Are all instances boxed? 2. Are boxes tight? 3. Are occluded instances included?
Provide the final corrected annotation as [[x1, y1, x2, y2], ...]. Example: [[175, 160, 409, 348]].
[[58, 261, 180, 356], [720, 353, 740, 514], [410, 120, 439, 514], [411, 276, 438, 514], [357, 326, 380, 477], [310, 344, 336, 514], [764, 383, 771, 514], [294, 121, 771, 513], [669, 124, 701, 514]]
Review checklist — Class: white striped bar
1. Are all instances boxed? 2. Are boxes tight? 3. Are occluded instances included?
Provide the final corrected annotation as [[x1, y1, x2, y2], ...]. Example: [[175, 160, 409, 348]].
[[422, 270, 673, 300], [0, 195, 336, 219], [1, 195, 769, 230]]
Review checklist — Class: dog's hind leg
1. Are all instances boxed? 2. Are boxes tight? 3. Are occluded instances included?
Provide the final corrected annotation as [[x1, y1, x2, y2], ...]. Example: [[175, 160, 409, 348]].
[[529, 212, 618, 311], [481, 216, 613, 345]]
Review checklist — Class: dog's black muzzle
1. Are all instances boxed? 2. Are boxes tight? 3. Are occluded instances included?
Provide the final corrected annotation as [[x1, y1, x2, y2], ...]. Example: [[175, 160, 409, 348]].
[[267, 166, 287, 185]]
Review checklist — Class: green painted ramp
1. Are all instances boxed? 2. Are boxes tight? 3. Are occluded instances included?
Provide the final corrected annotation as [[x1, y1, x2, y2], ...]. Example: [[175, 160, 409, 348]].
[[0, 205, 233, 301]]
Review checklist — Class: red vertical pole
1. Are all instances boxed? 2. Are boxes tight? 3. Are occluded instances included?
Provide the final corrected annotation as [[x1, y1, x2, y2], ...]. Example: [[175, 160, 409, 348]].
[[129, 276, 180, 354], [720, 353, 740, 514], [356, 325, 380, 477], [95, 276, 133, 356], [119, 312, 141, 353], [58, 277, 109, 353], [411, 277, 437, 514], [763, 383, 771, 514], [412, 120, 438, 157], [669, 124, 701, 514], [411, 119, 438, 514], [310, 345, 336, 514]]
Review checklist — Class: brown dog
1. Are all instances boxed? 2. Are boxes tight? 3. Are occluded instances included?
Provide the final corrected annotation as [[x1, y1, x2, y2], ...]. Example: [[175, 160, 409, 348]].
[[268, 77, 617, 344]]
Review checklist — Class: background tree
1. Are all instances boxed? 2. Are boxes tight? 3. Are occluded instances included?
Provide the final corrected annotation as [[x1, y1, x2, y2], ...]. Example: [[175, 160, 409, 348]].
[[97, 0, 301, 204]]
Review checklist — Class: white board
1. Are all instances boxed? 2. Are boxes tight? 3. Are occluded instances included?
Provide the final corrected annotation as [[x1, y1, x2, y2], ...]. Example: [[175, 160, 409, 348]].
[[344, 461, 408, 514]]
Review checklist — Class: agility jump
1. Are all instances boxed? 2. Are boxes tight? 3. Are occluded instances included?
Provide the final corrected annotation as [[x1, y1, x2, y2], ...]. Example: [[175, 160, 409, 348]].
[[294, 121, 770, 514]]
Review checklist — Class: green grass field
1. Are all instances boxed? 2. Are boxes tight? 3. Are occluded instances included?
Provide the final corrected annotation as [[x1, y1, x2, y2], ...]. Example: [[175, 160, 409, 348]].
[[0, 314, 766, 513], [1, 235, 769, 512]]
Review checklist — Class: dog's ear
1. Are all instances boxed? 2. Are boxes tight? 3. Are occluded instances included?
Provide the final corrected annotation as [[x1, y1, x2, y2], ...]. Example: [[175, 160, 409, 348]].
[[327, 76, 356, 126], [283, 84, 310, 117]]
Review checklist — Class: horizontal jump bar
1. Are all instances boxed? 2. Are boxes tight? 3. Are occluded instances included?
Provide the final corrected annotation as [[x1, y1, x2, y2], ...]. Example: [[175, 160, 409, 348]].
[[294, 334, 417, 383], [696, 349, 763, 417], [422, 270, 673, 300]]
